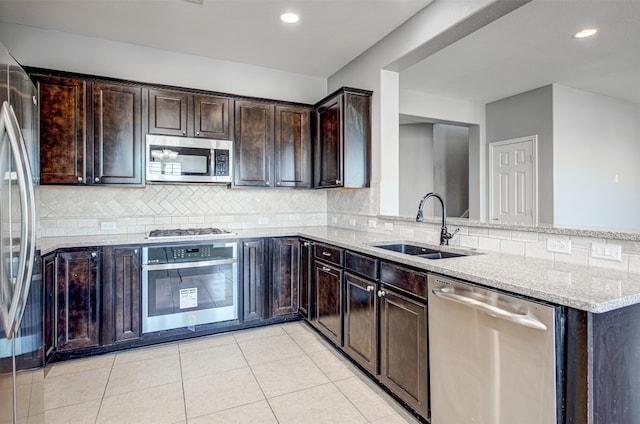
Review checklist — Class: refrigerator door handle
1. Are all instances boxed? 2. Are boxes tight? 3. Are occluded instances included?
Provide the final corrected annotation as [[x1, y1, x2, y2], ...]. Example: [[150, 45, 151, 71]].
[[0, 101, 37, 339]]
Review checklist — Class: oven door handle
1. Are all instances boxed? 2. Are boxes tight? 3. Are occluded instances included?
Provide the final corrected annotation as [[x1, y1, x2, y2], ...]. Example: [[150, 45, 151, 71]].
[[142, 258, 237, 271]]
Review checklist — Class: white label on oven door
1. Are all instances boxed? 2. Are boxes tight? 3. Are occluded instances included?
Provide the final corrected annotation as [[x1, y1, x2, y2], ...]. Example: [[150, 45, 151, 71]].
[[179, 288, 198, 309]]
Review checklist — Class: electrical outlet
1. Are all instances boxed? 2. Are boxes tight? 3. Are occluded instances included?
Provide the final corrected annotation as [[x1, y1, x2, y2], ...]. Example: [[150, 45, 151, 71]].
[[547, 236, 571, 254], [331, 216, 338, 224], [591, 243, 622, 261], [368, 219, 377, 229], [349, 219, 357, 227], [101, 221, 116, 231]]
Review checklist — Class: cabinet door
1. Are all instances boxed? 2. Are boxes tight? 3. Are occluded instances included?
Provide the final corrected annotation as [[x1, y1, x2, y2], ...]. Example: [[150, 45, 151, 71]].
[[315, 95, 342, 188], [194, 94, 232, 139], [299, 240, 311, 319], [343, 272, 377, 374], [148, 88, 189, 136], [379, 288, 428, 418], [93, 82, 143, 184], [274, 105, 312, 188], [314, 261, 342, 345], [43, 254, 56, 361], [102, 246, 141, 344], [271, 238, 299, 316], [234, 100, 274, 187], [242, 239, 265, 322], [57, 250, 100, 351], [37, 76, 88, 184]]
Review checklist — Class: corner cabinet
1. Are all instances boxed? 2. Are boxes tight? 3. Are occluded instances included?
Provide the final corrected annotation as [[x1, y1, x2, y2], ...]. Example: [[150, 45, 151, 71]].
[[33, 72, 144, 185], [315, 87, 372, 189], [234, 101, 312, 188]]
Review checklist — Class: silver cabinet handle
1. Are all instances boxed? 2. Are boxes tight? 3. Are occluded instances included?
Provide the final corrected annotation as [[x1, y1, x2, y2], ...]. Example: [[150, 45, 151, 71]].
[[336, 179, 342, 184], [431, 288, 548, 331], [321, 266, 331, 272], [78, 176, 83, 182], [377, 290, 386, 297], [367, 286, 375, 292], [182, 130, 186, 135], [143, 258, 237, 271], [196, 131, 200, 136], [303, 242, 310, 247], [322, 251, 331, 257], [94, 177, 100, 183], [91, 252, 97, 258]]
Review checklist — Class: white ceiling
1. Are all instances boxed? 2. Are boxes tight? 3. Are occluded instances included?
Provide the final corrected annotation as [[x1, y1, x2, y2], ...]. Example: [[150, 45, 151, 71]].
[[400, 0, 640, 106], [0, 0, 433, 77]]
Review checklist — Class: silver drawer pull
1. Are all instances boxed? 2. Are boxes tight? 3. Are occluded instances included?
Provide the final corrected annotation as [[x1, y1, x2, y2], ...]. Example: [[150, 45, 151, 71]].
[[367, 286, 375, 292], [377, 290, 386, 297], [322, 251, 332, 257], [321, 266, 331, 272]]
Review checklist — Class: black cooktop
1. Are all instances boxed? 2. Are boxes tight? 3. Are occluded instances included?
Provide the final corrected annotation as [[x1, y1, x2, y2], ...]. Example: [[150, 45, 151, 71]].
[[148, 227, 234, 238]]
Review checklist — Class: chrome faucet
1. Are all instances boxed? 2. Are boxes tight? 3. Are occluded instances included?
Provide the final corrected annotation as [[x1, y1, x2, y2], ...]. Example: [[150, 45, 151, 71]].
[[416, 192, 459, 245]]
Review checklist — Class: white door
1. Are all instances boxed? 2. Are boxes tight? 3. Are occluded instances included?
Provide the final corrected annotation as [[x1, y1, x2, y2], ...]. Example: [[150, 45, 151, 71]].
[[489, 136, 537, 225]]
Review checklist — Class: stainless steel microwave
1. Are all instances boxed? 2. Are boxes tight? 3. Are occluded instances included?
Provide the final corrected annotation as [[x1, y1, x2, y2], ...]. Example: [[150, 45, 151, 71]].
[[146, 134, 232, 184]]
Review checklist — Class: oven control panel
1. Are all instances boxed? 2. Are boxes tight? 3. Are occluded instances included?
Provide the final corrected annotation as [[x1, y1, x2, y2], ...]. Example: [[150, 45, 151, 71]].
[[145, 243, 235, 264]]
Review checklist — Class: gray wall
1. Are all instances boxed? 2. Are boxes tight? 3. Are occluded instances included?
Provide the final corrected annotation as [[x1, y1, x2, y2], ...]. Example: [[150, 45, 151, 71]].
[[434, 124, 469, 218], [486, 85, 554, 224], [553, 85, 640, 229], [399, 123, 434, 216]]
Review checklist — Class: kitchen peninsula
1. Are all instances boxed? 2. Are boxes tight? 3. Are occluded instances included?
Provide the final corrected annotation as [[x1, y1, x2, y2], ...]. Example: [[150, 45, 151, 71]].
[[39, 224, 640, 424]]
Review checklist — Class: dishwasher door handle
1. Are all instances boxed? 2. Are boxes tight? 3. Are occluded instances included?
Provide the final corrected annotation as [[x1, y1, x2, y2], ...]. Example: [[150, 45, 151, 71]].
[[431, 288, 548, 331]]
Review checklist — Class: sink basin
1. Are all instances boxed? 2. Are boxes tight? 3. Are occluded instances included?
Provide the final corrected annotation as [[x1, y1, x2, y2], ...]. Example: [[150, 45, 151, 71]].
[[368, 243, 468, 259]]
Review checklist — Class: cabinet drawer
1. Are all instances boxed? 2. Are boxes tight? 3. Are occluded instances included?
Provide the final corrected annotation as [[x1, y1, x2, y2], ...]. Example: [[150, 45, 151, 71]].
[[314, 243, 343, 267], [380, 262, 428, 301], [345, 251, 378, 280]]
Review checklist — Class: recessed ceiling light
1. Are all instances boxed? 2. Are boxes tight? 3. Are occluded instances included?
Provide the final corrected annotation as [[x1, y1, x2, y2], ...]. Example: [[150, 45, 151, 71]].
[[573, 28, 598, 39], [280, 12, 300, 24]]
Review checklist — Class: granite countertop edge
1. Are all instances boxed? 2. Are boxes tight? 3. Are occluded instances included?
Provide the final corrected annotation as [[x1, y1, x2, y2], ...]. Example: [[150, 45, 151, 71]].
[[37, 226, 640, 314]]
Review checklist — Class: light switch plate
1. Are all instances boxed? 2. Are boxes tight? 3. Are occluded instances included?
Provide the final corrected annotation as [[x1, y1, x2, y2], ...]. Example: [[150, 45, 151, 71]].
[[349, 219, 357, 227], [547, 236, 571, 254], [591, 243, 622, 261], [368, 219, 377, 229]]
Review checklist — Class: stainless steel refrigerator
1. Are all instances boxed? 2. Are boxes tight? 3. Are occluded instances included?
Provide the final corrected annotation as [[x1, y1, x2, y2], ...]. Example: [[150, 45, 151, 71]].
[[0, 41, 42, 424]]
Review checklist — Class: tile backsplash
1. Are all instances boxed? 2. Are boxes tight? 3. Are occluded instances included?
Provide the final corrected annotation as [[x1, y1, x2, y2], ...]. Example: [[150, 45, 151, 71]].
[[37, 184, 327, 237], [37, 183, 640, 274]]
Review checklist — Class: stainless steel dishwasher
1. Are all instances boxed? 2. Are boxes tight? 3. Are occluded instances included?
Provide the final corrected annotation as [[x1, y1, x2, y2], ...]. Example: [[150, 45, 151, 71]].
[[428, 274, 558, 424]]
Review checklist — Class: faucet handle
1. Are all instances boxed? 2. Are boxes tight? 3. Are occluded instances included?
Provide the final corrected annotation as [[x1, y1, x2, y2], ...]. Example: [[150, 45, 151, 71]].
[[442, 228, 460, 241]]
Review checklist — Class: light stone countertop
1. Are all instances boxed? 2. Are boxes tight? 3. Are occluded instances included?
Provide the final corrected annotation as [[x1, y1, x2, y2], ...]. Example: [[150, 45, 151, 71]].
[[37, 226, 640, 314]]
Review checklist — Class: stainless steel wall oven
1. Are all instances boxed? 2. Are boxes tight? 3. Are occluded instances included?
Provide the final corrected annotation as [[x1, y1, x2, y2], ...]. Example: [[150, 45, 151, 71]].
[[141, 241, 238, 333]]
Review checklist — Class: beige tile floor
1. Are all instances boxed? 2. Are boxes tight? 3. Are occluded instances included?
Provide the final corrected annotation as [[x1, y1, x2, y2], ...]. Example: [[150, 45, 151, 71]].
[[38, 322, 421, 423]]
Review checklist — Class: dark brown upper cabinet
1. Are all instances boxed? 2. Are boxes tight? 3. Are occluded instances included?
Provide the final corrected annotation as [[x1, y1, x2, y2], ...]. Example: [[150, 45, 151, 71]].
[[315, 87, 372, 189], [34, 73, 144, 185], [148, 88, 233, 139], [234, 101, 312, 188], [37, 76, 88, 184], [93, 82, 143, 185], [274, 105, 312, 188]]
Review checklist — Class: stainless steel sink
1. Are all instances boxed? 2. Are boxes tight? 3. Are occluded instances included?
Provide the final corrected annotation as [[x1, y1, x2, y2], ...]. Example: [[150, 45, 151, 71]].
[[368, 242, 469, 259]]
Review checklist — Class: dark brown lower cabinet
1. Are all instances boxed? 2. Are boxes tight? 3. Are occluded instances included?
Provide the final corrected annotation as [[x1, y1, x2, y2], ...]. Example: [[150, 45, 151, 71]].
[[313, 261, 343, 345], [343, 272, 377, 374], [271, 238, 299, 316], [299, 240, 312, 319], [43, 253, 56, 361], [242, 239, 266, 322], [102, 246, 141, 344], [379, 287, 428, 419], [56, 249, 100, 351]]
